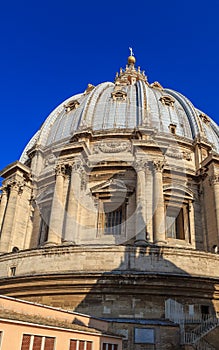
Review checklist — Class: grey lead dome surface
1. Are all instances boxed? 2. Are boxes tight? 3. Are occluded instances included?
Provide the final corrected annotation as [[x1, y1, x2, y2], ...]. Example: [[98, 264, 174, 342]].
[[20, 61, 219, 163]]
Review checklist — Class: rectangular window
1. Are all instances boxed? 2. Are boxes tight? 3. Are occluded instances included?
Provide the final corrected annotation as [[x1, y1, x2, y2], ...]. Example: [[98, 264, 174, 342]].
[[69, 340, 77, 350], [78, 341, 85, 350], [39, 207, 50, 245], [33, 336, 42, 350], [134, 328, 155, 344], [21, 335, 55, 350], [104, 206, 123, 235], [0, 332, 3, 350], [102, 344, 118, 350], [44, 337, 55, 350], [70, 340, 93, 350], [201, 305, 210, 320], [21, 335, 31, 350], [86, 342, 92, 350], [189, 304, 194, 316], [166, 207, 185, 239], [10, 266, 16, 276]]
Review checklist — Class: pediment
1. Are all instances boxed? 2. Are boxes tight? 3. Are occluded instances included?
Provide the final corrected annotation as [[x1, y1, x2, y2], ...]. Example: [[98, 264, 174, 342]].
[[91, 179, 127, 194], [163, 184, 194, 200]]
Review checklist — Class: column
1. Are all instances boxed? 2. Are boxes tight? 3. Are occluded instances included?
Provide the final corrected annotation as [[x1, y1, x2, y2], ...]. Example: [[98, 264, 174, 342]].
[[145, 163, 153, 242], [134, 160, 147, 246], [0, 181, 21, 252], [63, 159, 82, 243], [153, 161, 166, 244], [46, 164, 66, 245], [0, 187, 8, 232], [211, 175, 219, 241], [23, 196, 35, 249], [187, 200, 195, 246]]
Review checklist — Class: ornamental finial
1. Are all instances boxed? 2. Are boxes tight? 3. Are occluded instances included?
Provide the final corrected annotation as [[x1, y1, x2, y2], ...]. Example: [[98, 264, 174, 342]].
[[128, 47, 136, 66]]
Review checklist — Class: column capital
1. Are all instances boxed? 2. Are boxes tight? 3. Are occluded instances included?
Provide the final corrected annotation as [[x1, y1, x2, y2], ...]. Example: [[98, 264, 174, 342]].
[[133, 159, 147, 172], [55, 163, 67, 176], [7, 180, 24, 194], [71, 157, 84, 172], [152, 160, 165, 172], [209, 174, 219, 186], [0, 186, 8, 196]]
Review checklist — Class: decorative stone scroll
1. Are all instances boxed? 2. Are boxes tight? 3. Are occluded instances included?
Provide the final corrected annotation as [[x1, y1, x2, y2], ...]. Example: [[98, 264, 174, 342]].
[[165, 147, 183, 159], [94, 141, 131, 154]]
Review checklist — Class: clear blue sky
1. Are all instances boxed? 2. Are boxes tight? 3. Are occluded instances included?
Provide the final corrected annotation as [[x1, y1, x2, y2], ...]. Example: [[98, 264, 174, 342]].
[[1, 0, 219, 171]]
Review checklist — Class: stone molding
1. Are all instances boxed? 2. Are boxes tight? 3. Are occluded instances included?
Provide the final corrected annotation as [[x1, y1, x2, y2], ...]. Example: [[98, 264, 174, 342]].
[[93, 141, 131, 154], [165, 147, 183, 159], [0, 246, 219, 280], [165, 147, 191, 161]]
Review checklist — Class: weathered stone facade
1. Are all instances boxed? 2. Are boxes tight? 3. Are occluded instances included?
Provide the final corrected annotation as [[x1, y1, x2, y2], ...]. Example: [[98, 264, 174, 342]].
[[0, 54, 219, 349]]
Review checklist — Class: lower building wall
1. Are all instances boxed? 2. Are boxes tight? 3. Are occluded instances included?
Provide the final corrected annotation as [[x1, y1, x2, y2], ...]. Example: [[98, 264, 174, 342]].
[[108, 322, 180, 350], [0, 320, 122, 350]]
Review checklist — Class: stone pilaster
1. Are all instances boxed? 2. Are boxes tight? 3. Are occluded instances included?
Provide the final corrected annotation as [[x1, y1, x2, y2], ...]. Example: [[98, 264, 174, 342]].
[[23, 196, 35, 249], [134, 160, 147, 246], [210, 174, 219, 240], [46, 164, 66, 245], [153, 161, 166, 244], [28, 146, 44, 177], [0, 181, 23, 252], [63, 158, 82, 244], [0, 187, 8, 232], [145, 163, 153, 242], [187, 200, 195, 246]]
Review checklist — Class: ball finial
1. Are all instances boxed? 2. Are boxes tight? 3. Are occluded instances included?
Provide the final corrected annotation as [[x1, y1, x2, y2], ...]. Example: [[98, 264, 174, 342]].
[[128, 55, 136, 65]]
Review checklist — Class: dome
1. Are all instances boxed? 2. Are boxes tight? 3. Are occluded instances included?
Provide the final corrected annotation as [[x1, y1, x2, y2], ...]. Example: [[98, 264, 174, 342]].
[[20, 60, 219, 163], [1, 54, 219, 350]]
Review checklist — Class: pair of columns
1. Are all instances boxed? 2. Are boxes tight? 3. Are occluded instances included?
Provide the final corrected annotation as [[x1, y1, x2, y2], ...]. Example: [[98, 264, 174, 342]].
[[209, 174, 219, 244], [46, 160, 83, 245], [0, 181, 23, 252], [135, 160, 166, 245]]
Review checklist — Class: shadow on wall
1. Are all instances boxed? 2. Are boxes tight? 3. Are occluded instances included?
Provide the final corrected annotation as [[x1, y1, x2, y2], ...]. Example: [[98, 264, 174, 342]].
[[72, 243, 217, 350]]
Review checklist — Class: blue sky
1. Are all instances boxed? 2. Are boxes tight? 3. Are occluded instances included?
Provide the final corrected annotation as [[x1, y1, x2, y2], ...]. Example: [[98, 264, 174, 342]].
[[0, 0, 219, 171]]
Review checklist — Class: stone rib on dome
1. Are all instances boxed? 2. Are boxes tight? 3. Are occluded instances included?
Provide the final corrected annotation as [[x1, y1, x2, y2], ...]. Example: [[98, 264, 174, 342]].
[[20, 66, 219, 164]]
